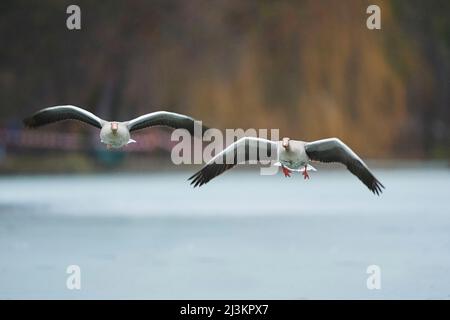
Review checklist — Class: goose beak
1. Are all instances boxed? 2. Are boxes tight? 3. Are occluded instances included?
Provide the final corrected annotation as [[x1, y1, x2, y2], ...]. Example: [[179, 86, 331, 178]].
[[282, 137, 290, 150], [111, 122, 118, 134]]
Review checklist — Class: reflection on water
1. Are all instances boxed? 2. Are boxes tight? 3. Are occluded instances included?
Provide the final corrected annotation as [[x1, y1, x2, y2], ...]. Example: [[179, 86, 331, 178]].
[[0, 168, 449, 299]]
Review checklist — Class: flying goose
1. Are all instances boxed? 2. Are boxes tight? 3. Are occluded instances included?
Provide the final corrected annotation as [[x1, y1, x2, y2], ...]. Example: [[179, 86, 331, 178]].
[[24, 105, 208, 149], [189, 137, 384, 195]]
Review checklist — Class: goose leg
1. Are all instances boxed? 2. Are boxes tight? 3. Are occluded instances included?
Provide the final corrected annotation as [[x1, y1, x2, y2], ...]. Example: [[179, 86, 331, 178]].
[[281, 166, 291, 177], [302, 165, 310, 180]]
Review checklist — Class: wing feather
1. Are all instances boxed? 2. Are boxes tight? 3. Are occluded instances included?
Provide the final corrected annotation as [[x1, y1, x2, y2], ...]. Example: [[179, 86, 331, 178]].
[[305, 138, 385, 195], [189, 137, 277, 187], [127, 111, 208, 135], [23, 105, 105, 129]]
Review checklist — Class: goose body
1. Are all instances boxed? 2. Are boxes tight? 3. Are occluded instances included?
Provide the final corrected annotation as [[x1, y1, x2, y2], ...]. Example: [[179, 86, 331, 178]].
[[277, 140, 309, 170], [24, 105, 208, 149], [189, 136, 384, 195], [100, 122, 133, 148]]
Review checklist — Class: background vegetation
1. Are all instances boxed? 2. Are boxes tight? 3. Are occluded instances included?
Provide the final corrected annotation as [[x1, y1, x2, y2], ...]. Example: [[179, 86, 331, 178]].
[[0, 0, 448, 172]]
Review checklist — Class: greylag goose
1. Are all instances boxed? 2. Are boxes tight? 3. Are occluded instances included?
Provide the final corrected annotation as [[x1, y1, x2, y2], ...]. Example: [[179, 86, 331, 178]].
[[24, 105, 208, 149], [189, 137, 384, 195]]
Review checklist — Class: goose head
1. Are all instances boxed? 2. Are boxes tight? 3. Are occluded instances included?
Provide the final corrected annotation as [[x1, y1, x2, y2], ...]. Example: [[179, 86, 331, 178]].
[[282, 137, 290, 150], [111, 122, 119, 135]]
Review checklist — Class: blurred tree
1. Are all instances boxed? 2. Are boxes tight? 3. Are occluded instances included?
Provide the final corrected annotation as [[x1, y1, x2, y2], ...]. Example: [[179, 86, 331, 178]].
[[0, 0, 448, 159]]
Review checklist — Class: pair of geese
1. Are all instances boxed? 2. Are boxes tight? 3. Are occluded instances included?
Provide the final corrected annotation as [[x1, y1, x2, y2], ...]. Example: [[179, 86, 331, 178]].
[[23, 105, 384, 195]]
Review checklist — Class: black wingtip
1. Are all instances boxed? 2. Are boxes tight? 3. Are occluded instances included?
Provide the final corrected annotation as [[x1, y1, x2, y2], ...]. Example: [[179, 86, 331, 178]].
[[23, 116, 36, 128], [371, 179, 385, 196], [188, 171, 203, 188]]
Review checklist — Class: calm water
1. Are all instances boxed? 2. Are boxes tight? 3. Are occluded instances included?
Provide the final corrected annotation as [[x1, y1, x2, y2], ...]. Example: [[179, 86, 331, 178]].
[[0, 168, 449, 299]]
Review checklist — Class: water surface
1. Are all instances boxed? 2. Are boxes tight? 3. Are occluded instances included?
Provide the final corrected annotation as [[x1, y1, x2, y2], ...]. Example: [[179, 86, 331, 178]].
[[0, 168, 449, 299]]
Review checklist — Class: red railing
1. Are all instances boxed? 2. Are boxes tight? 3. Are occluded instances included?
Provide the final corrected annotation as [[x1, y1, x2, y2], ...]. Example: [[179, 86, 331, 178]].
[[0, 127, 176, 153]]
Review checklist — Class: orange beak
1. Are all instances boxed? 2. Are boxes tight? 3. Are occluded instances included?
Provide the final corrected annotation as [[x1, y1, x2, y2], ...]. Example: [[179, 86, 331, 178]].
[[111, 122, 118, 134]]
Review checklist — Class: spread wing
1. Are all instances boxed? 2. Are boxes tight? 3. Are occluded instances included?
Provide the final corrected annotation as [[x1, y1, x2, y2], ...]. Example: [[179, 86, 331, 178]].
[[23, 105, 105, 129], [305, 138, 385, 195], [126, 111, 208, 135], [189, 137, 277, 187]]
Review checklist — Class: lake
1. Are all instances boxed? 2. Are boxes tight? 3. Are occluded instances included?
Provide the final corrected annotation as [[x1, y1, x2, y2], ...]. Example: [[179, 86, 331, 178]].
[[0, 167, 449, 299]]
